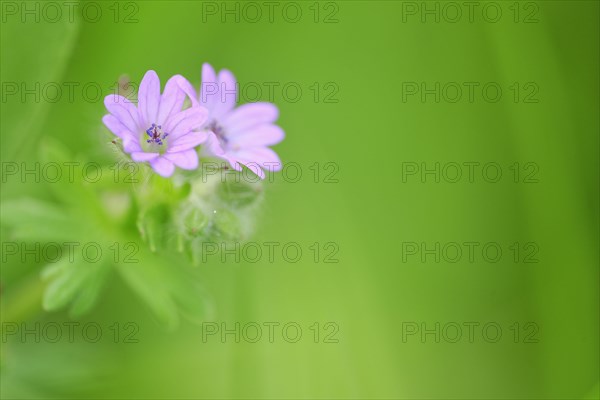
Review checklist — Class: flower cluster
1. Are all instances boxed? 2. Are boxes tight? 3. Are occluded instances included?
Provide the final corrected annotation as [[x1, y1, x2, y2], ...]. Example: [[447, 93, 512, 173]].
[[103, 64, 284, 178]]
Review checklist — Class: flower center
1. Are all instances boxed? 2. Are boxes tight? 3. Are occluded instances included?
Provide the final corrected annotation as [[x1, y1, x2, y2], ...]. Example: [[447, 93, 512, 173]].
[[209, 121, 228, 147], [146, 123, 169, 146]]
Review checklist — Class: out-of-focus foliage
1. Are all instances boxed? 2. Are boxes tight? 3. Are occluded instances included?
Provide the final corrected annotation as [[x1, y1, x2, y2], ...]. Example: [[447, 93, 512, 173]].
[[1, 1, 598, 399]]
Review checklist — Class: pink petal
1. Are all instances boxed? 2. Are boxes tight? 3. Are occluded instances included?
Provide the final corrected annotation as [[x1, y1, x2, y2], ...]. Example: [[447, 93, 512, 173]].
[[201, 133, 241, 170], [163, 149, 199, 170], [138, 70, 160, 127], [222, 103, 279, 134], [229, 124, 285, 148], [150, 157, 175, 177], [239, 161, 266, 179], [176, 75, 200, 107], [131, 152, 159, 162], [202, 131, 227, 156], [211, 69, 237, 120], [164, 107, 208, 139], [200, 63, 218, 112], [102, 114, 137, 141], [156, 75, 186, 125], [122, 136, 142, 153], [103, 95, 140, 133], [167, 131, 208, 153], [232, 147, 282, 171]]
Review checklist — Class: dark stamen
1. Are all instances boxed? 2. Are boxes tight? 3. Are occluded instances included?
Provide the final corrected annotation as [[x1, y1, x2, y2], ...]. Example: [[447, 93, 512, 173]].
[[146, 123, 169, 145]]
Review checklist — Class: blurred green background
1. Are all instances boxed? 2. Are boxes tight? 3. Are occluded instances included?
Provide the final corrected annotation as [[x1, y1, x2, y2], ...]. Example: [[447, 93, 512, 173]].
[[1, 1, 598, 399]]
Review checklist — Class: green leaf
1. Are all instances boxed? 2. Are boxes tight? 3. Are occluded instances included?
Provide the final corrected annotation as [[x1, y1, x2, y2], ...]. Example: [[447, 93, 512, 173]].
[[68, 264, 111, 318], [115, 255, 180, 331], [42, 256, 110, 314], [168, 271, 215, 325]]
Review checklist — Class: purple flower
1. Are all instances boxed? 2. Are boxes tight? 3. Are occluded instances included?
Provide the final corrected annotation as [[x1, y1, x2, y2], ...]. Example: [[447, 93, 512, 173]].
[[177, 63, 284, 179], [103, 70, 209, 177]]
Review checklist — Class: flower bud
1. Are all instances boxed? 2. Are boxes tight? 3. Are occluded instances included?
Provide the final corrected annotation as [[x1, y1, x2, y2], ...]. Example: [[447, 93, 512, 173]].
[[181, 207, 208, 238], [216, 178, 263, 208], [212, 209, 242, 241]]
